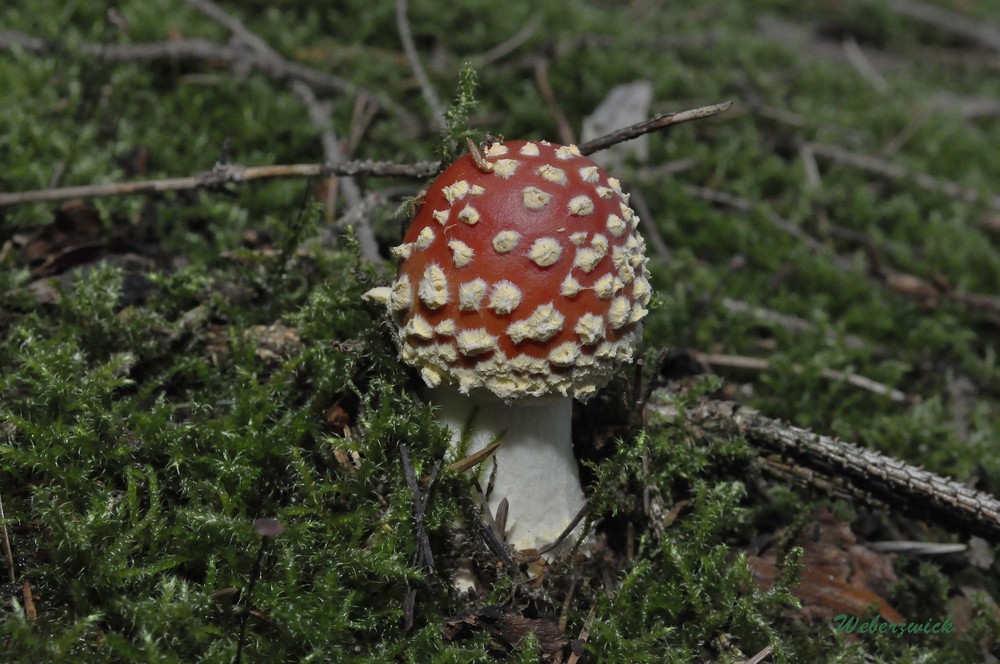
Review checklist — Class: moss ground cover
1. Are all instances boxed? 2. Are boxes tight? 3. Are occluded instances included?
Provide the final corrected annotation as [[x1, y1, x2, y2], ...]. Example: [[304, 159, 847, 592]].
[[1, 1, 999, 660]]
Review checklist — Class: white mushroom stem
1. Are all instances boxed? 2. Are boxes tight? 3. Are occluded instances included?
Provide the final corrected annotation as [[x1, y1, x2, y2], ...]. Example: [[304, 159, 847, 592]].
[[429, 386, 586, 554]]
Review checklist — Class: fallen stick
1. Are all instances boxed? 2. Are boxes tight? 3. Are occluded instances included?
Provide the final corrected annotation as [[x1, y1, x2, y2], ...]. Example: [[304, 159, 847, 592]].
[[0, 102, 734, 207], [648, 397, 1000, 542], [0, 161, 438, 207], [690, 351, 915, 404], [578, 101, 733, 155]]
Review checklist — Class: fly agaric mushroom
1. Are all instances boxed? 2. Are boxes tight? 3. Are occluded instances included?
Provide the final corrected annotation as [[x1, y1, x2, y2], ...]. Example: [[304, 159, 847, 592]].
[[365, 138, 651, 553]]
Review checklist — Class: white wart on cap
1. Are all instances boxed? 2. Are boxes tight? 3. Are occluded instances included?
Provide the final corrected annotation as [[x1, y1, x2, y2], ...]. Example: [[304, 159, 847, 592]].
[[374, 139, 651, 401]]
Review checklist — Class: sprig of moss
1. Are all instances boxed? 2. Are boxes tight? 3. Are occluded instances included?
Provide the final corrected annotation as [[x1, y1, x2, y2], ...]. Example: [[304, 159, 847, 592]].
[[435, 62, 480, 167]]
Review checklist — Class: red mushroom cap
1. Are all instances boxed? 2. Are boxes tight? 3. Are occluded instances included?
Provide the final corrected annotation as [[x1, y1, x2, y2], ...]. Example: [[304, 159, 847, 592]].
[[384, 139, 651, 401]]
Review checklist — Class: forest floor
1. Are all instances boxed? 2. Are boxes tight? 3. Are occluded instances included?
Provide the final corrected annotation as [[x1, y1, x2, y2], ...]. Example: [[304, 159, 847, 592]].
[[2, 0, 1000, 661]]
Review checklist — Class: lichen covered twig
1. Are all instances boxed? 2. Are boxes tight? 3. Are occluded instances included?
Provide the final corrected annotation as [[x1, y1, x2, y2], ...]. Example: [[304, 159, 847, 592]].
[[650, 397, 1000, 541]]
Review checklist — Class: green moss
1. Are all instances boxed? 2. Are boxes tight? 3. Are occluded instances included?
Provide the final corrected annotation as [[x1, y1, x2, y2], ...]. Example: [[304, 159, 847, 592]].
[[2, 0, 1000, 660]]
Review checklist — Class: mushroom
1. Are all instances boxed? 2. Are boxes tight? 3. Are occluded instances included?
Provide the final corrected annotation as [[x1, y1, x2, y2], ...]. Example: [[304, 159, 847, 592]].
[[365, 138, 651, 554]]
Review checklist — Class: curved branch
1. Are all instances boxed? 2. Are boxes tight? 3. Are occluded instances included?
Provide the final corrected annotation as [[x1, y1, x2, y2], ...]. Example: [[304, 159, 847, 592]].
[[0, 161, 439, 207]]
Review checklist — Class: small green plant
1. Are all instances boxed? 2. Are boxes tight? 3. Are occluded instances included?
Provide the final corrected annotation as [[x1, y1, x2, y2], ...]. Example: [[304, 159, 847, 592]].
[[436, 62, 480, 167], [1, 0, 999, 661]]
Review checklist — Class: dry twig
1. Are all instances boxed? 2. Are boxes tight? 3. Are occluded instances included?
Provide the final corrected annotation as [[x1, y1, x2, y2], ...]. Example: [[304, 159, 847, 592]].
[[472, 483, 521, 577], [579, 101, 733, 155], [330, 187, 412, 246], [21, 582, 37, 621], [842, 35, 889, 93], [718, 297, 875, 352], [477, 19, 539, 66], [799, 144, 822, 188], [743, 645, 775, 664], [0, 490, 15, 584], [344, 95, 381, 159], [686, 183, 1000, 321], [287, 82, 384, 263], [0, 161, 438, 207], [533, 57, 576, 146], [537, 503, 590, 556], [627, 187, 671, 262], [185, 0, 276, 57], [805, 142, 1000, 212], [565, 605, 597, 664], [681, 184, 857, 273], [400, 443, 440, 576], [396, 0, 445, 130], [0, 29, 417, 129], [1, 103, 733, 208], [649, 398, 1000, 542], [886, 0, 1000, 53], [879, 266, 1000, 321], [690, 351, 915, 404]]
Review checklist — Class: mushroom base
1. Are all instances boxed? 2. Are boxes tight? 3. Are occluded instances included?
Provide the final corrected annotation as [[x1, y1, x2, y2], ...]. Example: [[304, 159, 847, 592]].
[[429, 386, 587, 555]]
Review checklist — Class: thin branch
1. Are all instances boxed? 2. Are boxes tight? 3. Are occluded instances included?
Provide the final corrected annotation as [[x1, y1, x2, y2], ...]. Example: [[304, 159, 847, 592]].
[[400, 443, 438, 576], [0, 30, 47, 52], [886, 0, 1000, 53], [533, 57, 575, 146], [565, 605, 597, 664], [690, 351, 916, 404], [805, 141, 1000, 212], [0, 490, 15, 584], [472, 482, 521, 577], [578, 101, 733, 155], [1, 103, 730, 207], [536, 502, 589, 556], [344, 94, 380, 159], [799, 144, 822, 188], [718, 297, 876, 352], [627, 187, 670, 262], [634, 156, 702, 181], [288, 81, 383, 265], [649, 398, 1000, 542], [184, 0, 277, 58], [842, 35, 889, 93], [880, 266, 1000, 321], [687, 184, 1000, 321], [328, 188, 408, 244], [396, 0, 445, 130], [0, 161, 438, 207], [743, 645, 775, 664], [681, 184, 858, 273], [290, 82, 357, 195], [0, 30, 418, 130], [477, 19, 539, 66], [21, 582, 37, 621]]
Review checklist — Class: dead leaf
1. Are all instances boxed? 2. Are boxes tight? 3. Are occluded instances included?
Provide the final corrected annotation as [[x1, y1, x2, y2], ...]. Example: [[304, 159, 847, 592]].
[[245, 322, 301, 361], [450, 441, 501, 474], [494, 614, 568, 656], [443, 606, 568, 659], [748, 507, 902, 625], [325, 404, 350, 431]]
